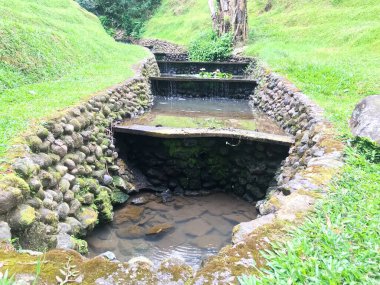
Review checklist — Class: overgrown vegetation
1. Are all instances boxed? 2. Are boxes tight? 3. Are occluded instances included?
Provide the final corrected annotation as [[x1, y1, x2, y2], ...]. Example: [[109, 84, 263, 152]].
[[76, 0, 161, 37], [0, 0, 148, 160], [189, 32, 233, 61]]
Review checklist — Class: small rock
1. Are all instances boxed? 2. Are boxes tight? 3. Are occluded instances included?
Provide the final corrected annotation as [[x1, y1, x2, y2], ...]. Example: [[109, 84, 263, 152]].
[[130, 196, 149, 205], [182, 219, 212, 237], [57, 203, 70, 220], [102, 175, 113, 186], [161, 189, 173, 203], [0, 222, 11, 241], [116, 225, 144, 239], [113, 206, 144, 225], [99, 251, 116, 261], [145, 223, 173, 235], [56, 233, 75, 250]]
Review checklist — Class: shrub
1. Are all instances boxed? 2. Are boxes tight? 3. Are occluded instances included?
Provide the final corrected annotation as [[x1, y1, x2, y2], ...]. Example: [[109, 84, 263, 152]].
[[78, 0, 161, 37], [189, 31, 233, 62]]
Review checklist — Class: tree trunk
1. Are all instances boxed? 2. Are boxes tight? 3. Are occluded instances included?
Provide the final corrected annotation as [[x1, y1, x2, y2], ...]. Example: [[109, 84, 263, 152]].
[[209, 0, 248, 43]]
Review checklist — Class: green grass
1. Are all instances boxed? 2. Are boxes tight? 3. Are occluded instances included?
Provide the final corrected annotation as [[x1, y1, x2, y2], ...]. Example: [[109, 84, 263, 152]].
[[142, 0, 212, 46], [239, 145, 380, 284], [0, 0, 149, 159], [246, 0, 380, 133]]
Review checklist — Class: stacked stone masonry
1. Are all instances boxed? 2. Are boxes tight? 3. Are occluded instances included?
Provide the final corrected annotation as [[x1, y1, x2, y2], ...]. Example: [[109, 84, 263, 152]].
[[232, 66, 345, 240], [0, 57, 160, 250], [115, 135, 290, 201]]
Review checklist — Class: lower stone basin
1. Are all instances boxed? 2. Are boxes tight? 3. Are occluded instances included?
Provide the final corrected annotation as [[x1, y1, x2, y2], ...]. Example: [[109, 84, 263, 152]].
[[86, 192, 257, 269]]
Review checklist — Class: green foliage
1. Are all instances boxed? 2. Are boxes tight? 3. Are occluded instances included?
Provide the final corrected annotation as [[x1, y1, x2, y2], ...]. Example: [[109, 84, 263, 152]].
[[199, 69, 233, 79], [70, 237, 89, 254], [0, 270, 14, 285], [83, 0, 161, 37], [189, 32, 233, 62], [111, 189, 130, 204], [239, 146, 380, 284], [0, 0, 148, 160], [349, 137, 380, 163]]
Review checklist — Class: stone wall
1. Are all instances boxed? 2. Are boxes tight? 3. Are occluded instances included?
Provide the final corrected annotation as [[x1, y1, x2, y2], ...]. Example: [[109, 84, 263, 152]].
[[0, 56, 160, 251], [152, 79, 257, 99], [115, 135, 290, 201], [231, 65, 345, 238]]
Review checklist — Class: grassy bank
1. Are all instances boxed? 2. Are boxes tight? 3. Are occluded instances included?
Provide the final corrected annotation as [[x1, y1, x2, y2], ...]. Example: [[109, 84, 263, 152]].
[[246, 0, 380, 133], [0, 0, 149, 160], [143, 0, 380, 283], [142, 0, 212, 46]]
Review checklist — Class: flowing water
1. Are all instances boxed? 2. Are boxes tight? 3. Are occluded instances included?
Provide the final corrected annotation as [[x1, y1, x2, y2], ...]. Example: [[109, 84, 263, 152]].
[[123, 97, 285, 135], [87, 192, 257, 269]]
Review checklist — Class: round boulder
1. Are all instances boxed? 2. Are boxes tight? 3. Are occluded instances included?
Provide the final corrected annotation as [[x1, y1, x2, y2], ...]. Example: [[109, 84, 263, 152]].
[[350, 95, 380, 144]]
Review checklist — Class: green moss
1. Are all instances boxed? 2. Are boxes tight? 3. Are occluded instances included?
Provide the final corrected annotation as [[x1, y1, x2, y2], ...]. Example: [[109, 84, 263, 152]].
[[19, 206, 36, 226], [0, 174, 30, 196], [94, 189, 113, 222], [111, 188, 129, 205], [71, 237, 88, 255], [78, 207, 98, 230]]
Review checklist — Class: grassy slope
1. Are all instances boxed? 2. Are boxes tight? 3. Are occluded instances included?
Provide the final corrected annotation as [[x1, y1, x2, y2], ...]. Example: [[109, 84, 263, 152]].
[[142, 0, 212, 46], [246, 0, 380, 133], [0, 0, 149, 159], [143, 1, 380, 283]]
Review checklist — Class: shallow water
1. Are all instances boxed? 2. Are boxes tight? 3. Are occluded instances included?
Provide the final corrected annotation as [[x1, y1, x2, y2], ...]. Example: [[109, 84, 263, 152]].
[[86, 192, 257, 269], [124, 97, 285, 135]]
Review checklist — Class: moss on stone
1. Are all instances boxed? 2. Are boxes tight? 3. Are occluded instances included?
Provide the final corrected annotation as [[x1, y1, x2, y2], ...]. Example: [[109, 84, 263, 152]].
[[19, 205, 36, 227], [78, 207, 98, 231], [195, 219, 290, 282], [71, 237, 88, 254], [0, 174, 30, 196], [94, 189, 113, 222]]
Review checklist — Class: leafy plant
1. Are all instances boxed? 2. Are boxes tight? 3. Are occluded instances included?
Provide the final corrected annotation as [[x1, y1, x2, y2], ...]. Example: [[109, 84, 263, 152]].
[[0, 271, 15, 285], [189, 31, 233, 62], [199, 68, 233, 79], [56, 257, 80, 285]]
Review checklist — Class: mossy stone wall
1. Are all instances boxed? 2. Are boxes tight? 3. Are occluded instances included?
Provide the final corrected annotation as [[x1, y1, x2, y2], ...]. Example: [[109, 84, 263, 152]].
[[0, 56, 160, 251]]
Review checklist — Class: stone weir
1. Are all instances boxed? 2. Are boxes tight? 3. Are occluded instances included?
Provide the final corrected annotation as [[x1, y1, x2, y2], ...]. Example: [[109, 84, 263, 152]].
[[151, 76, 257, 99], [113, 126, 293, 201]]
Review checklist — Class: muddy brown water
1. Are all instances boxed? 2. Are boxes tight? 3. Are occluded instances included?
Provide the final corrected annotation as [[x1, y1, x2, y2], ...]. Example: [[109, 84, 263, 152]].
[[86, 192, 258, 269]]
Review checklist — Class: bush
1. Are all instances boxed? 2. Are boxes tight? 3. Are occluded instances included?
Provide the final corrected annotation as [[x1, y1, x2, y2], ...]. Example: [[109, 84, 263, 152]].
[[189, 31, 233, 62], [78, 0, 161, 37]]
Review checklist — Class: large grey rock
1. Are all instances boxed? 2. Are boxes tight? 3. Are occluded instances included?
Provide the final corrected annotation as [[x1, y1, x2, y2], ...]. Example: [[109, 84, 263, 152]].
[[350, 95, 380, 144], [0, 187, 23, 215]]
